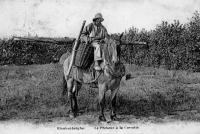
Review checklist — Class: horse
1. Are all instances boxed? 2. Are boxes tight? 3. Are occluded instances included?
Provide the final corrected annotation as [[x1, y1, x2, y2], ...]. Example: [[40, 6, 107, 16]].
[[62, 36, 125, 122]]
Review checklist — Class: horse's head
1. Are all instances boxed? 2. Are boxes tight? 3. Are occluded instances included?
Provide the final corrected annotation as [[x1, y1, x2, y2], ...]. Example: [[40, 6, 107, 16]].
[[103, 33, 123, 65], [103, 35, 125, 78], [103, 37, 121, 65]]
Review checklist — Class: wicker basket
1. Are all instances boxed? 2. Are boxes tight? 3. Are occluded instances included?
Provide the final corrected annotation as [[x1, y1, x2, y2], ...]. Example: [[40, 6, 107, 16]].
[[74, 42, 94, 69]]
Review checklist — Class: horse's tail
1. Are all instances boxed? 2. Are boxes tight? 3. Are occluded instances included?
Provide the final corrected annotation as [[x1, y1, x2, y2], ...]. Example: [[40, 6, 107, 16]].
[[62, 74, 68, 96], [62, 55, 72, 96]]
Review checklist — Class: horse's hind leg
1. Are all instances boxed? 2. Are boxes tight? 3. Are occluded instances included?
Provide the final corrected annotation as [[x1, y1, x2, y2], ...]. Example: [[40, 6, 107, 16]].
[[71, 89, 78, 117], [67, 78, 78, 117]]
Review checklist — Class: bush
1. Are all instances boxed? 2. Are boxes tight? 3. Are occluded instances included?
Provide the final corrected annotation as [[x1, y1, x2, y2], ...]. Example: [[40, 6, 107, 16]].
[[0, 11, 200, 72], [116, 11, 200, 71], [0, 38, 73, 65]]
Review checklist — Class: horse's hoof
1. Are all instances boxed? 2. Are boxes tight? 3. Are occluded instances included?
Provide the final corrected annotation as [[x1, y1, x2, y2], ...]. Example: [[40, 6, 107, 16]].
[[69, 112, 77, 118], [69, 114, 74, 118], [110, 115, 118, 121], [99, 116, 106, 122], [73, 112, 79, 117]]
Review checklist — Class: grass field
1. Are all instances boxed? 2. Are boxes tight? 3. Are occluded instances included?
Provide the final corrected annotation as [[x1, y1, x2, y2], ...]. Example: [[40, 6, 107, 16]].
[[0, 63, 200, 123]]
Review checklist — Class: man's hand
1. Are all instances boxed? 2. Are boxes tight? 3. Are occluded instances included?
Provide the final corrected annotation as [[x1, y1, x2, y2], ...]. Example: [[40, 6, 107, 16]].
[[91, 37, 102, 41], [94, 37, 102, 40], [86, 37, 104, 44]]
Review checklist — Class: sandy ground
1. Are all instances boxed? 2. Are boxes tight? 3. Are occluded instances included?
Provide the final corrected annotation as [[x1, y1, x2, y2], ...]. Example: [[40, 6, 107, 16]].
[[0, 119, 200, 134]]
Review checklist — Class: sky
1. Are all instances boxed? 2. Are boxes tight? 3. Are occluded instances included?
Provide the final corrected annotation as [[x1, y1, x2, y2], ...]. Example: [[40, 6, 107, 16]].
[[0, 0, 200, 38]]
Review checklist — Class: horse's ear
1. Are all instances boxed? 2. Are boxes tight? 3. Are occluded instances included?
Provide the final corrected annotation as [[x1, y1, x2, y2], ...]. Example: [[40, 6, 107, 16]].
[[106, 34, 111, 39], [119, 32, 124, 44], [119, 32, 124, 39]]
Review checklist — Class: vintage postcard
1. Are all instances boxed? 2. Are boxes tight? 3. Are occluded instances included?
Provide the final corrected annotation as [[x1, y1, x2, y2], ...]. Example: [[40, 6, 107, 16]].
[[0, 0, 200, 134]]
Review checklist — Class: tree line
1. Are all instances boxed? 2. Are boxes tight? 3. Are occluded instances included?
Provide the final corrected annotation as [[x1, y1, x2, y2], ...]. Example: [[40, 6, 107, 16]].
[[0, 11, 200, 71], [118, 11, 200, 71]]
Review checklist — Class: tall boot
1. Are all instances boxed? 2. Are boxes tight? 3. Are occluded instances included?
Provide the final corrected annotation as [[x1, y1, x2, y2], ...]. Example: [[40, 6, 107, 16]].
[[94, 60, 101, 71], [90, 61, 101, 88]]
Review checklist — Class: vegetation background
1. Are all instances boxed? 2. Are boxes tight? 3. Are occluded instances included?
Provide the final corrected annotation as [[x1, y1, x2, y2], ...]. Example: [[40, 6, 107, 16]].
[[1, 11, 200, 72]]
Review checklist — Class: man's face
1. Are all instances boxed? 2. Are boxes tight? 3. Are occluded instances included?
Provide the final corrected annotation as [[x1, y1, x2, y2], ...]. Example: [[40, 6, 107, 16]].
[[94, 18, 101, 26]]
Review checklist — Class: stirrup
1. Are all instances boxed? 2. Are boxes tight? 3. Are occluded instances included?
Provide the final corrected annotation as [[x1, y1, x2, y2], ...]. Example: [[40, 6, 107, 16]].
[[94, 65, 101, 71]]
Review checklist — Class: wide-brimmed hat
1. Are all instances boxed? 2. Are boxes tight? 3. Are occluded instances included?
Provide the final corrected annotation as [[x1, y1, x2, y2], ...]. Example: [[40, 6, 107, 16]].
[[93, 13, 104, 22]]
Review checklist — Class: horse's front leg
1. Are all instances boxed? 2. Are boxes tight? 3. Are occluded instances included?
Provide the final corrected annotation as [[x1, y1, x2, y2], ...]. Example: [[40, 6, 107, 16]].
[[110, 95, 117, 120], [98, 83, 106, 122], [110, 87, 119, 121]]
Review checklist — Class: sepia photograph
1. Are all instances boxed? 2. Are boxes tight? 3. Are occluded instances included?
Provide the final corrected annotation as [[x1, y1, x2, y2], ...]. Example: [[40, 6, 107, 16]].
[[0, 0, 200, 133]]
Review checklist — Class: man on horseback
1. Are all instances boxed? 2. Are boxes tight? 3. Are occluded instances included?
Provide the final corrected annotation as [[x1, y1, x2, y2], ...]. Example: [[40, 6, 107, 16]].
[[80, 13, 109, 73], [63, 18, 126, 120]]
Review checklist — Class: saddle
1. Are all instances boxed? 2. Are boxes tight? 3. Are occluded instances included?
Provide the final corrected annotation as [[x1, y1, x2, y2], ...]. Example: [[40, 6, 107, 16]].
[[72, 42, 101, 84], [70, 62, 102, 85]]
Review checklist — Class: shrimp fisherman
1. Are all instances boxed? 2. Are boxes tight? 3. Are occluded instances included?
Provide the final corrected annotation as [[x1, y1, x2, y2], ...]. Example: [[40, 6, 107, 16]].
[[80, 13, 109, 73]]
